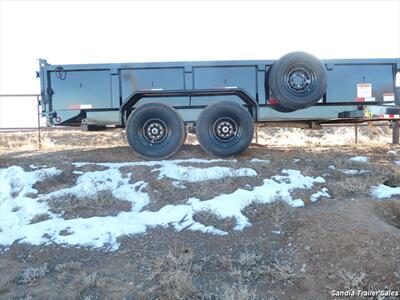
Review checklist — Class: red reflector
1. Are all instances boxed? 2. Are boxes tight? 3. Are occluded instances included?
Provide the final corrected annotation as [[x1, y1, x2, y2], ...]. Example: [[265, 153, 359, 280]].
[[268, 98, 279, 105], [355, 98, 365, 102], [390, 114, 395, 118]]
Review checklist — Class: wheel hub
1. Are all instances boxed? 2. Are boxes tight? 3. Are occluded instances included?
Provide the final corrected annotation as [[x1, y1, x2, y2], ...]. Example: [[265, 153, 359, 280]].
[[287, 67, 312, 93], [143, 119, 167, 143], [213, 117, 238, 142]]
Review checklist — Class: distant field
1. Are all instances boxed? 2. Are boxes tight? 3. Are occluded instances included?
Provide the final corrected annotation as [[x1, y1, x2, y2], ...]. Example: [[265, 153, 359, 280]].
[[0, 128, 399, 299], [0, 123, 394, 151]]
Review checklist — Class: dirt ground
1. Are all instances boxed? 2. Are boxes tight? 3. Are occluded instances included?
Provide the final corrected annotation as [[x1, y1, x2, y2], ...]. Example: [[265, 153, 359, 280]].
[[0, 128, 400, 299]]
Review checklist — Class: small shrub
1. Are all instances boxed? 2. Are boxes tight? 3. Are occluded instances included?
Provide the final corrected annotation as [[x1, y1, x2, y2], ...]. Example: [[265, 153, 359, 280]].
[[267, 259, 302, 283], [55, 261, 82, 280], [20, 263, 48, 285], [222, 284, 256, 300], [55, 261, 82, 272], [338, 269, 367, 291], [81, 272, 106, 289], [147, 249, 196, 299]]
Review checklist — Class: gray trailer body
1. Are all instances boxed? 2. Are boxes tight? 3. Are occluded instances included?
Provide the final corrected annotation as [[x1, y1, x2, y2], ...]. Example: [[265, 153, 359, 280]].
[[38, 57, 400, 127]]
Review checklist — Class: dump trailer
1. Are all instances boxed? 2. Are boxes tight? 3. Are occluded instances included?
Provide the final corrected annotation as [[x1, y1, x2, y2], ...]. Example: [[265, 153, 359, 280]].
[[38, 52, 400, 159]]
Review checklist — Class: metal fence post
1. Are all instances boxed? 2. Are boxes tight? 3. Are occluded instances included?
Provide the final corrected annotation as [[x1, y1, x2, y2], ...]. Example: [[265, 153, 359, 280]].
[[393, 121, 400, 144], [354, 124, 358, 144]]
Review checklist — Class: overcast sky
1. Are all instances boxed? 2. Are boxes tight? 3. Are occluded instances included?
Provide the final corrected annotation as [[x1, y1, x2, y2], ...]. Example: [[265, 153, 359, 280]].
[[0, 0, 399, 127]]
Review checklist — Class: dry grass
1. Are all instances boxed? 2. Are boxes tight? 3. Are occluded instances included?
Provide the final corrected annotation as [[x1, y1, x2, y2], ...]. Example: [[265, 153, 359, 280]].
[[0, 129, 127, 151], [221, 284, 257, 300], [0, 132, 47, 151], [183, 175, 262, 202], [255, 125, 393, 146], [328, 165, 399, 200], [146, 249, 196, 299], [55, 261, 82, 280], [47, 189, 132, 219], [30, 213, 50, 224], [267, 259, 303, 283], [81, 272, 106, 289], [192, 210, 236, 232], [20, 263, 48, 286], [244, 199, 296, 231], [338, 269, 367, 291], [33, 166, 76, 194], [332, 176, 376, 197], [383, 170, 400, 187], [76, 272, 107, 299], [144, 178, 186, 211], [1, 124, 393, 153], [373, 200, 400, 230], [218, 247, 302, 286]]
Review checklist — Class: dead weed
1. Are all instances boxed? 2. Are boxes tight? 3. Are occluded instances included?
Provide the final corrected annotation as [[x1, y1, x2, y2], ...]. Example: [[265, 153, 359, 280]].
[[47, 189, 131, 219], [146, 249, 196, 299], [20, 263, 48, 286]]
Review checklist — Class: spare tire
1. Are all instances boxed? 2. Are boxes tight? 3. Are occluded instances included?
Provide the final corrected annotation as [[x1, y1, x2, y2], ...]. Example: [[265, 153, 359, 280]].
[[268, 52, 327, 111]]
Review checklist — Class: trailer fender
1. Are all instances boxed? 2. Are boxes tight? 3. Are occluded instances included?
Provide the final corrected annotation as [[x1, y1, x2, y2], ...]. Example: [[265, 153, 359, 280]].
[[120, 89, 258, 121]]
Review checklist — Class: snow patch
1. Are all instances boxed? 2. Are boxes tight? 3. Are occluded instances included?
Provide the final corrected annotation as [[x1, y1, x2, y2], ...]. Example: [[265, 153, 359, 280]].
[[395, 161, 400, 166], [172, 181, 186, 189], [153, 164, 256, 182], [328, 165, 368, 175], [1, 162, 326, 250], [72, 158, 235, 169], [349, 156, 369, 163], [310, 188, 331, 202], [387, 150, 398, 155], [249, 158, 271, 163], [371, 184, 400, 199], [340, 169, 369, 175]]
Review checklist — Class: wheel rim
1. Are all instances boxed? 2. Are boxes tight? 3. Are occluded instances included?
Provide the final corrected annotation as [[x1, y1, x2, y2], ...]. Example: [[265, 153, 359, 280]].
[[211, 117, 241, 143], [140, 118, 168, 144], [284, 65, 316, 95]]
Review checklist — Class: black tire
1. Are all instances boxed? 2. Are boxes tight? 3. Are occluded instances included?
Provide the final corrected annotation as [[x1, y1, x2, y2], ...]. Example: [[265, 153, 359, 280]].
[[196, 101, 254, 157], [126, 103, 185, 160], [269, 51, 327, 111]]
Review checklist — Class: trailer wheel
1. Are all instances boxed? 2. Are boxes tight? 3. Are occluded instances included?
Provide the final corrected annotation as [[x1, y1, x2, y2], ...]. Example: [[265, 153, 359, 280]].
[[269, 52, 327, 111], [126, 103, 185, 159], [196, 101, 254, 157]]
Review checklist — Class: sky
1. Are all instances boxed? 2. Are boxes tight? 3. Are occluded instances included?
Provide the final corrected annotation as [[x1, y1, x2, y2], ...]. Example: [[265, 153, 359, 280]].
[[0, 0, 399, 127]]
